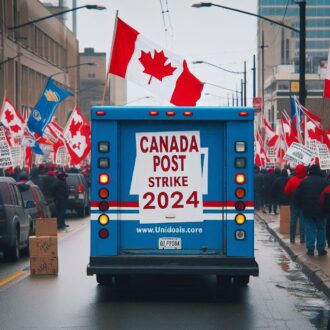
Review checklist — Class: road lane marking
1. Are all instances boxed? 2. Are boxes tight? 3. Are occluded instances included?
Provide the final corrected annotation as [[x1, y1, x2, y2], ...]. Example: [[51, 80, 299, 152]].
[[0, 271, 25, 287]]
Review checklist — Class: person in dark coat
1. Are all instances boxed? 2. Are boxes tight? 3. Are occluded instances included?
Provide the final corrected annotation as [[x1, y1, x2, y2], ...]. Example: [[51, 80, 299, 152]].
[[41, 171, 58, 217], [320, 181, 330, 248], [284, 164, 307, 244], [260, 168, 268, 212], [254, 165, 263, 210], [54, 171, 69, 229], [266, 168, 280, 214], [271, 169, 290, 206], [29, 167, 44, 191], [294, 164, 328, 256]]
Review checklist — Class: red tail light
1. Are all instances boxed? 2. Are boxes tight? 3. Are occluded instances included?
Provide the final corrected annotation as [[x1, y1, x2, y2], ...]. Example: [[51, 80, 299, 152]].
[[77, 183, 84, 193]]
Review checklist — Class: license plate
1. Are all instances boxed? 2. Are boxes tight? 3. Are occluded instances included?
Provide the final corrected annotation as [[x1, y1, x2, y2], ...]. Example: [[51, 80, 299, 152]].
[[68, 195, 75, 199], [78, 193, 84, 199], [158, 237, 181, 250]]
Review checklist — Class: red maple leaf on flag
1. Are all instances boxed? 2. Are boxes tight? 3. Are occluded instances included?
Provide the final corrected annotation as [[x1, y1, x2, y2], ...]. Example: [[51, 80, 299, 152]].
[[73, 141, 81, 150], [5, 109, 14, 123], [139, 50, 176, 84], [69, 118, 81, 138], [10, 124, 21, 133]]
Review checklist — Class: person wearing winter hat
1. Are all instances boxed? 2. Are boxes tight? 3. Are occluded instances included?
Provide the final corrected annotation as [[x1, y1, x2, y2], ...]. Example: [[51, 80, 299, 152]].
[[284, 164, 307, 243], [54, 171, 69, 229], [294, 164, 328, 256]]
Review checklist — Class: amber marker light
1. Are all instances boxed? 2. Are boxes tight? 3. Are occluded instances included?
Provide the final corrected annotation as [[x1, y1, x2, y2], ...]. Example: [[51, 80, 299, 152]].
[[235, 173, 246, 184], [98, 214, 109, 226], [235, 213, 246, 225], [99, 173, 109, 184], [149, 111, 159, 116]]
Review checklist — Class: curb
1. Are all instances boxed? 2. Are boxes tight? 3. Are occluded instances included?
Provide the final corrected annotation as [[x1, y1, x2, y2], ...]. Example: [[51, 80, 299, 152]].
[[256, 212, 330, 298]]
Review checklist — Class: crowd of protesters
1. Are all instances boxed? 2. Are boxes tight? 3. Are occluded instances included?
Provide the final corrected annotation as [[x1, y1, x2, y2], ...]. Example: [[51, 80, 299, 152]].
[[0, 163, 90, 230], [255, 163, 330, 257]]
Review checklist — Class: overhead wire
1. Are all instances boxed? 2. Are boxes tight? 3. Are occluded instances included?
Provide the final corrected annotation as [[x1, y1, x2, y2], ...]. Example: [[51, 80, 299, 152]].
[[159, 0, 174, 48]]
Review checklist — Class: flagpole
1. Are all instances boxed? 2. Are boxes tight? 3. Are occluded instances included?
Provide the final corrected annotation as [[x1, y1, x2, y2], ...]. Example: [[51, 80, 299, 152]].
[[102, 10, 119, 105]]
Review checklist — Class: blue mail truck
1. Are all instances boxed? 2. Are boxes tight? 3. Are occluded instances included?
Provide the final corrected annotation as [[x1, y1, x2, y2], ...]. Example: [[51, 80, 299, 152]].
[[87, 106, 259, 286]]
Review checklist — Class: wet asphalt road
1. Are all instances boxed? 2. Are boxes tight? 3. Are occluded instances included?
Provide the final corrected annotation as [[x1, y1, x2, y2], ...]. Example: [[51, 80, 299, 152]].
[[0, 217, 329, 330]]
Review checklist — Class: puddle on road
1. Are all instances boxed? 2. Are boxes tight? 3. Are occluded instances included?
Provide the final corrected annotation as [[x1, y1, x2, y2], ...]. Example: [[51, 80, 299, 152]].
[[257, 219, 330, 329]]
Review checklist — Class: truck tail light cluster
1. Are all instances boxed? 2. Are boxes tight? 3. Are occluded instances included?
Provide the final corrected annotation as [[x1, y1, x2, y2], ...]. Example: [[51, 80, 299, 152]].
[[97, 141, 111, 239], [234, 141, 247, 240]]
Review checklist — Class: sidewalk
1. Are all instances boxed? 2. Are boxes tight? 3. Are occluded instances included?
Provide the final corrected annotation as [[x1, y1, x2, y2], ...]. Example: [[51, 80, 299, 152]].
[[256, 210, 330, 298]]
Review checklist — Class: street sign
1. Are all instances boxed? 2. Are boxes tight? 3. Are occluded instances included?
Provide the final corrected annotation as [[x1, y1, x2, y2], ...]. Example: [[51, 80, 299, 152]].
[[253, 97, 262, 112]]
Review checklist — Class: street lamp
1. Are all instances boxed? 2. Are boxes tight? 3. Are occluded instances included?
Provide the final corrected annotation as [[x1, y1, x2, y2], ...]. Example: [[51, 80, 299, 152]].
[[192, 2, 306, 106], [193, 60, 246, 105], [192, 60, 244, 74], [50, 62, 96, 78], [9, 5, 106, 30]]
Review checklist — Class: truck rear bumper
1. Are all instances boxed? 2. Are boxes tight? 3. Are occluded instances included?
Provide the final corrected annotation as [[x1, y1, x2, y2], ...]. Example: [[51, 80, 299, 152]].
[[87, 255, 259, 276]]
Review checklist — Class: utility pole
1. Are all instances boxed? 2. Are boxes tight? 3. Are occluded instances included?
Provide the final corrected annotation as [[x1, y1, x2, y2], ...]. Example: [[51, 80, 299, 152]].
[[261, 31, 267, 116], [252, 54, 256, 98], [240, 79, 243, 106], [297, 0, 306, 106], [244, 61, 247, 106]]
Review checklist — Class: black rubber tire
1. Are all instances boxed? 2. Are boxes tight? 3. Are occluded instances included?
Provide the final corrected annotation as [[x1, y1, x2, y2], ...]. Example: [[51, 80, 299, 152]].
[[77, 207, 86, 218], [114, 275, 130, 287], [233, 275, 250, 286], [216, 275, 232, 287], [4, 229, 20, 262], [96, 274, 113, 285]]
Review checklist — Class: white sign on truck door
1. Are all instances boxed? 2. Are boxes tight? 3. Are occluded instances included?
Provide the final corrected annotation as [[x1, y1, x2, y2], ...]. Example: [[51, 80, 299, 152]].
[[130, 131, 204, 224]]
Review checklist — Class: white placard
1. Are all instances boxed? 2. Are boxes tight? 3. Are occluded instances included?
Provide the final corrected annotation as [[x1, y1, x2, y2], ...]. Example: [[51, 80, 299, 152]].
[[55, 146, 68, 166], [284, 142, 313, 165], [0, 126, 13, 168], [130, 131, 204, 224], [10, 145, 23, 168], [317, 143, 330, 170]]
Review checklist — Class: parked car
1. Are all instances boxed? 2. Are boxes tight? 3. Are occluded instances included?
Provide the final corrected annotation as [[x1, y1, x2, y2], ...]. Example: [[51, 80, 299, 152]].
[[66, 173, 90, 217], [0, 177, 35, 261], [17, 182, 52, 221]]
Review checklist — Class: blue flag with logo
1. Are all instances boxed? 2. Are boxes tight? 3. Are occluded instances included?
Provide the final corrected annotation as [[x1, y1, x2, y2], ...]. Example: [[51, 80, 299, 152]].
[[27, 78, 73, 136]]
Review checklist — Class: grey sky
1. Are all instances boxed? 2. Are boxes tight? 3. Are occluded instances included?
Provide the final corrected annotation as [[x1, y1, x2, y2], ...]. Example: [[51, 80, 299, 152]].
[[71, 0, 257, 106]]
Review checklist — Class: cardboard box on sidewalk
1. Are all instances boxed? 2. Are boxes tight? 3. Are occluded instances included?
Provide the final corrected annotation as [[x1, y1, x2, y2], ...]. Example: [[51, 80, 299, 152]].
[[279, 205, 300, 235], [279, 205, 290, 234], [35, 218, 57, 237], [29, 236, 57, 257], [30, 257, 58, 275]]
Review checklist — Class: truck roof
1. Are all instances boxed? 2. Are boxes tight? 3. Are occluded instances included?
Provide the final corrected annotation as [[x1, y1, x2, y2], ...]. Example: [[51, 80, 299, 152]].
[[91, 106, 254, 121]]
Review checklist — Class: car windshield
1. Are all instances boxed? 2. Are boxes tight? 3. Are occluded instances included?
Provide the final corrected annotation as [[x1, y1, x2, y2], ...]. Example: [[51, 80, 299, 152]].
[[66, 176, 79, 185]]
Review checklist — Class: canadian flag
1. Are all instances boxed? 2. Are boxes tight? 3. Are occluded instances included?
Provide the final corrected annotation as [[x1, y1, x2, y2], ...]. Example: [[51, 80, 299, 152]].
[[263, 118, 279, 147], [109, 17, 203, 106], [63, 106, 90, 165], [324, 46, 330, 98], [0, 97, 25, 138], [280, 111, 299, 147]]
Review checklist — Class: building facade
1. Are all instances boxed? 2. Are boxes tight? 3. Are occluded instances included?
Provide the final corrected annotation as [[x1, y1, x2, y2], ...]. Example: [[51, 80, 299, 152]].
[[257, 0, 330, 129], [0, 0, 79, 127], [79, 47, 127, 120]]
